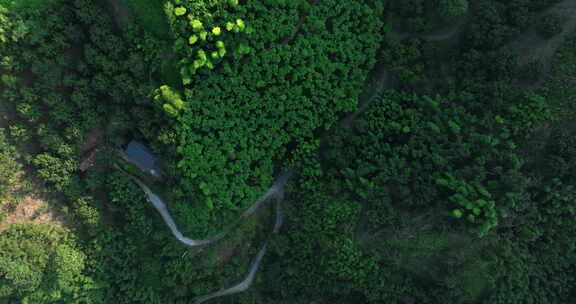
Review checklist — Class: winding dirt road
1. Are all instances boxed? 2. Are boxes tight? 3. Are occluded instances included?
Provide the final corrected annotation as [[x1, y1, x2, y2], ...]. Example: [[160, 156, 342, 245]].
[[123, 166, 293, 248], [119, 162, 294, 303], [193, 243, 269, 304]]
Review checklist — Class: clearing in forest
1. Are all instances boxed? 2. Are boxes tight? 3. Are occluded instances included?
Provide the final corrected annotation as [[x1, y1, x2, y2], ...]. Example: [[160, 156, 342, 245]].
[[0, 195, 74, 233]]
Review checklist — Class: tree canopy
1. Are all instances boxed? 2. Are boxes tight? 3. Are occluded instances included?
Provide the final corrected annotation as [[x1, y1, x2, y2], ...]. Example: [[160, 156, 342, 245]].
[[0, 0, 575, 303]]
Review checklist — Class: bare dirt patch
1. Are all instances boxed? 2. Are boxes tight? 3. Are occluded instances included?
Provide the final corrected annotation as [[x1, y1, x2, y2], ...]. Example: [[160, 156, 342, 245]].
[[0, 195, 76, 232]]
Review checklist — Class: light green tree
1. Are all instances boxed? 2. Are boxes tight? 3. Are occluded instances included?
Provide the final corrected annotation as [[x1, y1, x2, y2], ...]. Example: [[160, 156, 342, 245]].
[[154, 85, 186, 117]]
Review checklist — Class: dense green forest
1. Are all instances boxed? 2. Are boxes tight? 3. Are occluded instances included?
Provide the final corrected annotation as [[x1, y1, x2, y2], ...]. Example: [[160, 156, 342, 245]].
[[0, 0, 576, 303]]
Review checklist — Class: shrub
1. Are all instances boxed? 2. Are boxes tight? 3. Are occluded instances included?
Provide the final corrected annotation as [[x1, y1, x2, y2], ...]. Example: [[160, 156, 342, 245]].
[[264, 179, 379, 301], [73, 196, 101, 234], [31, 153, 77, 191]]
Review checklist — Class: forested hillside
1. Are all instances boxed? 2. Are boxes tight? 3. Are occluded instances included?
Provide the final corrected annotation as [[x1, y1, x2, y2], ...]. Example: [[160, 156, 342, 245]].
[[0, 0, 575, 303]]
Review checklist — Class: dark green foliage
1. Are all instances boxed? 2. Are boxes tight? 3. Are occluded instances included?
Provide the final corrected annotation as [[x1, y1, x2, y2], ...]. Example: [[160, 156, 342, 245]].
[[388, 0, 468, 34], [382, 38, 428, 88], [518, 59, 544, 83], [541, 31, 576, 124], [316, 84, 571, 302], [122, 0, 169, 37], [439, 0, 469, 19], [1, 0, 576, 303], [536, 13, 566, 39], [87, 173, 169, 303], [477, 127, 576, 304], [465, 3, 513, 49], [360, 228, 498, 303], [0, 0, 160, 193], [323, 90, 548, 237], [0, 129, 23, 202], [457, 49, 520, 83], [156, 0, 385, 237], [83, 172, 271, 304], [389, 0, 437, 33], [463, 0, 561, 50], [262, 178, 380, 302]]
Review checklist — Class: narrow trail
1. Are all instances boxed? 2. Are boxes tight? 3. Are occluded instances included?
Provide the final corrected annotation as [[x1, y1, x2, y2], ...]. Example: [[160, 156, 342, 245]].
[[122, 164, 293, 248], [100, 1, 576, 301], [98, 1, 298, 300], [340, 66, 389, 125], [118, 159, 293, 302], [280, 0, 320, 45], [328, 13, 471, 150], [193, 243, 269, 304], [128, 176, 213, 246], [192, 173, 292, 303], [317, 64, 389, 161], [191, 172, 291, 303]]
